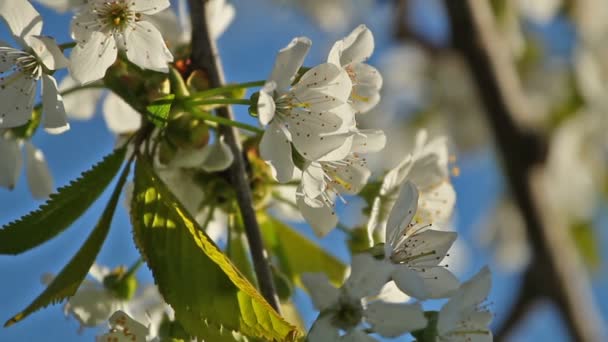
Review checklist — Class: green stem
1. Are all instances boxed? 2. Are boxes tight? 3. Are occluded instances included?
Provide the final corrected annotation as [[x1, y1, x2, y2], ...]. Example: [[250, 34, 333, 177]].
[[186, 105, 263, 134], [189, 80, 266, 99], [124, 258, 144, 278], [186, 98, 252, 106]]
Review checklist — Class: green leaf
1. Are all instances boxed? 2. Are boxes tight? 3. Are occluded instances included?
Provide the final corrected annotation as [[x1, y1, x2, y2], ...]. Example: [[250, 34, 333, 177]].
[[146, 94, 174, 128], [0, 147, 127, 255], [259, 214, 346, 287], [570, 221, 601, 270], [5, 160, 131, 327], [130, 157, 300, 341]]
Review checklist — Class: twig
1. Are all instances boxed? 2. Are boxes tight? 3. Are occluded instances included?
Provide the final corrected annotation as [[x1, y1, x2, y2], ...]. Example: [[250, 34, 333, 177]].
[[443, 1, 604, 341], [187, 0, 281, 312]]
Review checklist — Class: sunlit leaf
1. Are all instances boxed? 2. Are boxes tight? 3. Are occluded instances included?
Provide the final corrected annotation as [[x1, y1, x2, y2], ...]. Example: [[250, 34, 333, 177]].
[[0, 147, 127, 255], [130, 157, 300, 341], [4, 160, 131, 326], [259, 214, 346, 287], [146, 94, 174, 128]]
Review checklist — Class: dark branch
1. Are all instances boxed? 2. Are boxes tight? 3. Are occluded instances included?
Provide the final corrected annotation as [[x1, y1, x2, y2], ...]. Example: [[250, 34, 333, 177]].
[[188, 0, 281, 312], [443, 1, 604, 341]]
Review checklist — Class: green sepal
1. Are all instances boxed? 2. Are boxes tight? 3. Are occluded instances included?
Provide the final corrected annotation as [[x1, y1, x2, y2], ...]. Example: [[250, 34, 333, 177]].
[[130, 157, 300, 341], [411, 311, 439, 342], [0, 147, 127, 255], [4, 159, 131, 327]]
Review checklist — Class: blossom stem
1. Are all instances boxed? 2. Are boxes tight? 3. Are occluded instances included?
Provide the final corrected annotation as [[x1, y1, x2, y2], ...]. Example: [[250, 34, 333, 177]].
[[124, 258, 144, 278], [185, 98, 252, 106], [188, 0, 280, 312], [188, 80, 266, 99], [186, 105, 263, 134]]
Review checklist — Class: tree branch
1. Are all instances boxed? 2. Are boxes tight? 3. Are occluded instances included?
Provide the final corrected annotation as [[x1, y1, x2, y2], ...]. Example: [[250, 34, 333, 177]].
[[443, 1, 604, 341], [187, 0, 281, 312]]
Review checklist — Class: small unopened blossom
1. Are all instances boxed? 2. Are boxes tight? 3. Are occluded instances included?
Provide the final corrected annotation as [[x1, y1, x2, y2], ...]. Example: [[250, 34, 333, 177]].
[[329, 24, 382, 114], [296, 129, 386, 236], [0, 131, 53, 199], [0, 0, 70, 132], [302, 253, 427, 341], [437, 267, 493, 342], [383, 182, 459, 300], [368, 130, 456, 242], [258, 37, 355, 183], [69, 0, 174, 84]]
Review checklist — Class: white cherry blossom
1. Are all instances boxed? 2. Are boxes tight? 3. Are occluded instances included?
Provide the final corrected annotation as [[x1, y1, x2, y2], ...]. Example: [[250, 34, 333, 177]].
[[367, 130, 456, 242], [0, 130, 53, 199], [96, 310, 149, 342], [258, 37, 356, 183], [437, 267, 493, 342], [329, 24, 383, 114], [0, 0, 69, 133], [302, 253, 427, 341], [69, 0, 174, 84], [297, 129, 385, 236], [383, 182, 459, 300]]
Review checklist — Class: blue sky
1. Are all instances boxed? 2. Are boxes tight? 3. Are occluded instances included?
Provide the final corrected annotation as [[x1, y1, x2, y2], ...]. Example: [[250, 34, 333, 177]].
[[0, 0, 606, 341]]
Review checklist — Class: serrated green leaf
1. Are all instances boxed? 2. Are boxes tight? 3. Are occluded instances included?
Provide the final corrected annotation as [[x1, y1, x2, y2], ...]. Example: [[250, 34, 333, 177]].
[[146, 94, 174, 128], [130, 157, 300, 341], [0, 147, 127, 255], [4, 160, 131, 327], [259, 214, 346, 287]]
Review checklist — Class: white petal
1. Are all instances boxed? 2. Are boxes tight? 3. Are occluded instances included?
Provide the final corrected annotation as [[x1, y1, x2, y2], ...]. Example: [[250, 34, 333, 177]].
[[352, 129, 386, 154], [292, 64, 353, 109], [365, 302, 427, 336], [334, 24, 374, 66], [200, 137, 234, 172], [457, 266, 492, 308], [419, 266, 460, 298], [88, 263, 110, 282], [105, 310, 149, 341], [385, 181, 418, 248], [391, 265, 430, 299], [34, 0, 84, 13], [300, 162, 325, 199], [417, 181, 456, 223], [328, 160, 370, 195], [307, 314, 340, 342], [28, 36, 69, 70], [269, 185, 304, 222], [0, 0, 42, 43], [102, 92, 142, 134], [70, 31, 117, 84], [341, 330, 378, 342], [406, 230, 457, 267], [25, 141, 53, 199], [0, 46, 20, 72], [316, 133, 354, 162], [59, 75, 103, 120], [269, 37, 312, 92], [206, 0, 235, 40], [66, 287, 123, 327], [350, 84, 381, 114], [41, 74, 70, 134], [0, 136, 22, 189], [352, 63, 383, 90], [296, 194, 337, 237], [131, 0, 170, 15], [124, 21, 173, 73], [301, 273, 340, 311], [344, 254, 393, 299], [375, 281, 410, 303], [257, 82, 276, 126], [260, 122, 294, 183], [0, 72, 37, 128]]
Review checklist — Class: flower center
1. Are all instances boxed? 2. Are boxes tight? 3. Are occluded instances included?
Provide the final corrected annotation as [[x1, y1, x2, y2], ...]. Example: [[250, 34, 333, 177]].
[[95, 1, 138, 31], [331, 296, 363, 330]]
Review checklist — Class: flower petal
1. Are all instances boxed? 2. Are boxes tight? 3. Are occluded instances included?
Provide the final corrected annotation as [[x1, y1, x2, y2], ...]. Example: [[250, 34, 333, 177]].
[[206, 0, 235, 40], [301, 273, 340, 311], [292, 63, 353, 109], [99, 310, 149, 342], [352, 129, 386, 154], [344, 253, 393, 299], [132, 0, 170, 15], [332, 24, 374, 66], [124, 21, 173, 73], [0, 73, 37, 128], [34, 0, 84, 13], [41, 74, 70, 134], [296, 194, 337, 237], [69, 31, 117, 84], [417, 181, 456, 223], [0, 135, 22, 190], [301, 162, 326, 199], [260, 122, 294, 183], [102, 92, 142, 134], [0, 0, 42, 43], [28, 36, 69, 70], [307, 314, 340, 342], [24, 141, 53, 199], [341, 330, 378, 342], [200, 136, 234, 172], [66, 286, 124, 327], [59, 75, 103, 120], [406, 229, 457, 267], [269, 37, 312, 92], [257, 82, 276, 126], [385, 181, 418, 248], [365, 302, 427, 337], [391, 265, 429, 299]]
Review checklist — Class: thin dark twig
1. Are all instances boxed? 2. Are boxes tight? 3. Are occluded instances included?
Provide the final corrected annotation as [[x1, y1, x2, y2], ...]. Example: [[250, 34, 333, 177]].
[[443, 1, 604, 341], [187, 0, 281, 312]]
